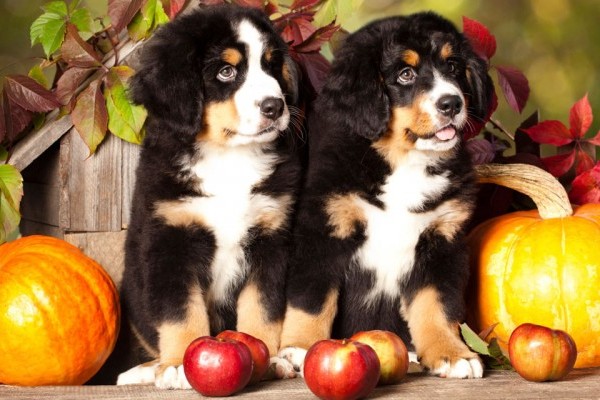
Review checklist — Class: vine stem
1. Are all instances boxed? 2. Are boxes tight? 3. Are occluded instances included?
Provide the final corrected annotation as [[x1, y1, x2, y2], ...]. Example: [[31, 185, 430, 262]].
[[475, 163, 573, 219]]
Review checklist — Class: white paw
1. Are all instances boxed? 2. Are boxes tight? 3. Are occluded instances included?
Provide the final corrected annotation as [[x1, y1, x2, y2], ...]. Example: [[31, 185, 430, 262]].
[[155, 364, 192, 389], [117, 363, 157, 385], [270, 356, 297, 379], [431, 357, 484, 379], [277, 346, 307, 377]]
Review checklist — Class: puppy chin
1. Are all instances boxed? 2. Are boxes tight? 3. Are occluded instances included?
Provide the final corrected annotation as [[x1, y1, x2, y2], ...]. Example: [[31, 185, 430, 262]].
[[414, 134, 459, 152]]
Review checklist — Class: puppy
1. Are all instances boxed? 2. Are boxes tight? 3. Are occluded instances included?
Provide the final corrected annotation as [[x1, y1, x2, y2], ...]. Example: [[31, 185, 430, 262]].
[[278, 12, 493, 379], [117, 4, 301, 389]]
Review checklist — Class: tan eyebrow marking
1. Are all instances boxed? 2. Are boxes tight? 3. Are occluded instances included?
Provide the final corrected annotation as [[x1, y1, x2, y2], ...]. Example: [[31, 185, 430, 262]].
[[221, 48, 242, 65], [441, 43, 453, 60], [402, 49, 420, 67]]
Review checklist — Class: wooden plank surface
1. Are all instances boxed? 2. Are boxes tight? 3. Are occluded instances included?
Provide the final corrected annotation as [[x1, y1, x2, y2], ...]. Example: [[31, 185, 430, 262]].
[[59, 128, 123, 232], [1, 368, 599, 400]]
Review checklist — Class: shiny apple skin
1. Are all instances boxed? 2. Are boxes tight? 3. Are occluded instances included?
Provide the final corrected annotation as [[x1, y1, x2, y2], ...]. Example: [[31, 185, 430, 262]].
[[183, 336, 253, 396], [508, 323, 577, 382], [350, 330, 409, 385], [303, 339, 380, 400], [216, 330, 270, 384]]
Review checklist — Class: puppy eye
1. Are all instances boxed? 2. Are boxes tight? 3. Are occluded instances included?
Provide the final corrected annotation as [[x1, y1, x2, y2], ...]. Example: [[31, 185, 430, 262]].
[[398, 67, 417, 84], [448, 61, 459, 74], [217, 65, 237, 82]]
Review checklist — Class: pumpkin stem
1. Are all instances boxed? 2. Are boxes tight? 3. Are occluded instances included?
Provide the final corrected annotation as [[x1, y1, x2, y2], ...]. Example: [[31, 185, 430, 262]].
[[474, 163, 573, 219]]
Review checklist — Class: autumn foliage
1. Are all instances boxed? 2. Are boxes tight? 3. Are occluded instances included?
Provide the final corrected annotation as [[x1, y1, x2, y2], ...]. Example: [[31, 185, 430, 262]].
[[0, 0, 598, 243]]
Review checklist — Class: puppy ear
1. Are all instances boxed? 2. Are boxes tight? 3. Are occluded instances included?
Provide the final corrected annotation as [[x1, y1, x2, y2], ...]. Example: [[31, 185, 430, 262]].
[[465, 54, 494, 121], [283, 55, 299, 105], [318, 38, 390, 141], [129, 31, 204, 136]]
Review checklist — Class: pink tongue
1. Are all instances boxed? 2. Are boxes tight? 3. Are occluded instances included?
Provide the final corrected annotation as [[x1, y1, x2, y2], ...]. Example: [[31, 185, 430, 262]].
[[435, 127, 456, 141]]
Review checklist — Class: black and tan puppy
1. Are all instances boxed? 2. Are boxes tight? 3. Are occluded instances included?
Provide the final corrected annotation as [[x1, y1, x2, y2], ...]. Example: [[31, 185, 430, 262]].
[[116, 5, 301, 388], [278, 12, 493, 379]]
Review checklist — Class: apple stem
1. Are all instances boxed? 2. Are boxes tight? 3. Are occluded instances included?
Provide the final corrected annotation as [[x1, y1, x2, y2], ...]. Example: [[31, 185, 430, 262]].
[[475, 163, 573, 219]]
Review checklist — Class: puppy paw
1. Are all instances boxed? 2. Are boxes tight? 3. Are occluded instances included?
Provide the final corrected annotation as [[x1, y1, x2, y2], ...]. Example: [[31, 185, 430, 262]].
[[277, 346, 308, 377], [155, 364, 192, 389], [268, 356, 297, 379], [429, 355, 484, 379], [117, 362, 157, 385]]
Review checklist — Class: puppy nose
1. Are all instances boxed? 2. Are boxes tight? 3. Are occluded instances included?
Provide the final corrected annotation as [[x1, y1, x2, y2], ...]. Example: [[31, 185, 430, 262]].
[[260, 97, 284, 120], [436, 95, 463, 118]]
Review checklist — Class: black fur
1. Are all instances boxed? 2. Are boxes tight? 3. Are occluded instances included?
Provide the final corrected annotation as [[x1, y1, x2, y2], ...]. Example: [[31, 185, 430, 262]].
[[119, 4, 302, 376], [284, 11, 493, 355]]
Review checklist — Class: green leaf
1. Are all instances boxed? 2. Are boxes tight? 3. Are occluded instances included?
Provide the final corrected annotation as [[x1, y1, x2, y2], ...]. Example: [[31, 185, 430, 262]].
[[0, 164, 23, 244], [460, 323, 491, 356], [128, 0, 170, 41], [104, 66, 147, 144], [313, 0, 363, 28], [313, 0, 336, 27], [72, 78, 108, 154], [42, 1, 68, 17], [71, 8, 99, 39], [30, 12, 67, 58], [487, 338, 514, 370], [28, 64, 50, 89]]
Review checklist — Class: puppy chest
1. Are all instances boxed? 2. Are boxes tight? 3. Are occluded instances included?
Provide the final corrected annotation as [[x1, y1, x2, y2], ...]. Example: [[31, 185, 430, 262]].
[[354, 160, 451, 297]]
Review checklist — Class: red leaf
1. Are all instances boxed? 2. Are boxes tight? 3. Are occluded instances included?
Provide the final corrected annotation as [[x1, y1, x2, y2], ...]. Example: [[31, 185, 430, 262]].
[[281, 19, 313, 46], [2, 91, 33, 143], [293, 21, 339, 53], [162, 0, 186, 19], [542, 151, 575, 178], [569, 162, 600, 204], [265, 1, 278, 16], [61, 24, 102, 68], [575, 147, 595, 175], [56, 67, 96, 106], [108, 0, 143, 32], [4, 75, 60, 113], [569, 94, 593, 139], [522, 120, 573, 146], [292, 51, 331, 94], [496, 65, 529, 114], [587, 130, 600, 146], [462, 16, 496, 61], [72, 78, 108, 154], [466, 138, 496, 165], [233, 0, 264, 9]]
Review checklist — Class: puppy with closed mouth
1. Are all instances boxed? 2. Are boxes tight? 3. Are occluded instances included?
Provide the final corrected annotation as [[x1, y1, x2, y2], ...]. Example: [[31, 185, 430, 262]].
[[116, 4, 302, 389], [278, 12, 494, 379]]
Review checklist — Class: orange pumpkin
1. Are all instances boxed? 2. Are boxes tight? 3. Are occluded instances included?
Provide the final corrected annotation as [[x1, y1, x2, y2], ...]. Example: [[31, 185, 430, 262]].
[[468, 164, 600, 369], [0, 235, 120, 385]]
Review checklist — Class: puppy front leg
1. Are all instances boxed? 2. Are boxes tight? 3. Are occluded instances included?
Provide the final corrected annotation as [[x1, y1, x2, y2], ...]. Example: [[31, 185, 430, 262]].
[[402, 286, 482, 378], [278, 290, 339, 377]]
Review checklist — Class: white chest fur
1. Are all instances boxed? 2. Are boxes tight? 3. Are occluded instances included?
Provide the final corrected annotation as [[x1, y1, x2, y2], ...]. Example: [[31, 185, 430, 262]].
[[188, 144, 278, 303], [354, 151, 450, 301]]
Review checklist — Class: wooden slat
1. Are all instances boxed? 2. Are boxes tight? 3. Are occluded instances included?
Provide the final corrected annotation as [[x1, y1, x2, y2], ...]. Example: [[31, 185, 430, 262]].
[[121, 140, 141, 229], [8, 113, 73, 172], [59, 128, 122, 232], [0, 368, 598, 399]]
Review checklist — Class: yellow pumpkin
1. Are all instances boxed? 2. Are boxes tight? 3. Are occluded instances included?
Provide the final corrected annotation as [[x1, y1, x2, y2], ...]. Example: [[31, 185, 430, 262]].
[[0, 235, 120, 385], [468, 164, 600, 369]]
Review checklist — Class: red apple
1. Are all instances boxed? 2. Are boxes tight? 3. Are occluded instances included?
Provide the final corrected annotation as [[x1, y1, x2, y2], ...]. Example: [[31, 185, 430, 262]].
[[508, 323, 577, 382], [216, 330, 270, 384], [183, 336, 253, 396], [350, 330, 409, 385], [303, 339, 380, 400]]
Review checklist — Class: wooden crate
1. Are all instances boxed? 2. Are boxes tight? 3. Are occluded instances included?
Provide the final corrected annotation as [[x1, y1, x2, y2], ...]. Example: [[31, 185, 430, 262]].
[[18, 122, 139, 286]]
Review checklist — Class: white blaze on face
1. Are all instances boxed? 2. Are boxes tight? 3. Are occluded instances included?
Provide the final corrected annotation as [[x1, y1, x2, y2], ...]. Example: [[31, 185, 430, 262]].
[[232, 20, 290, 144], [415, 71, 467, 152]]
